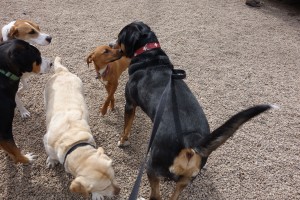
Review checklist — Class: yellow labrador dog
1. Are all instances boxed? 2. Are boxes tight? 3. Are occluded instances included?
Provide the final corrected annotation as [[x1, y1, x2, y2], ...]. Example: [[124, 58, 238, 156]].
[[43, 57, 120, 199]]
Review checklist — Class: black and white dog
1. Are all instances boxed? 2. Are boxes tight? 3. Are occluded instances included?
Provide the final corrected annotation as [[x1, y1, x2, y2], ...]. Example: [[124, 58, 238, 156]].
[[0, 39, 51, 164], [114, 21, 275, 200]]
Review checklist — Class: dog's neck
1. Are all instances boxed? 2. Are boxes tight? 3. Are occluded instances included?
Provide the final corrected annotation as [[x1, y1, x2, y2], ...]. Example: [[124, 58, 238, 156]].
[[1, 21, 16, 41], [134, 42, 161, 57], [0, 69, 20, 81], [97, 64, 110, 79], [63, 142, 96, 173]]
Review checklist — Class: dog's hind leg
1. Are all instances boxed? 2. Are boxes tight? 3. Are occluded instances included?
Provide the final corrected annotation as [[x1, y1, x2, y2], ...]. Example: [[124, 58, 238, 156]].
[[118, 104, 136, 147], [147, 171, 162, 200], [101, 83, 118, 115], [0, 140, 36, 164], [169, 176, 190, 200]]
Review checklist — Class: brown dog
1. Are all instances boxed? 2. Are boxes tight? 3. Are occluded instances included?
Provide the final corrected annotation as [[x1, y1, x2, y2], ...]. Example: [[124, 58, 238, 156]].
[[87, 45, 129, 115]]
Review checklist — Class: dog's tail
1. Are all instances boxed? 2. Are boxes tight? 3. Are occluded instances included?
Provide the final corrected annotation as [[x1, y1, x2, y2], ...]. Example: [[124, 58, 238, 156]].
[[196, 104, 278, 157], [54, 56, 69, 73], [86, 51, 94, 68]]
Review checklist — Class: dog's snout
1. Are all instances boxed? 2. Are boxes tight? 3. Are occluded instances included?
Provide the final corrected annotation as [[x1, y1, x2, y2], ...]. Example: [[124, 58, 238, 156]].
[[118, 49, 123, 55], [46, 36, 52, 43]]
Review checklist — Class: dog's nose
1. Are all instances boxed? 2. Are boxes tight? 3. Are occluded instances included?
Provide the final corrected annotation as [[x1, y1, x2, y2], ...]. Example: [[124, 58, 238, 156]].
[[46, 36, 52, 43], [50, 62, 53, 67]]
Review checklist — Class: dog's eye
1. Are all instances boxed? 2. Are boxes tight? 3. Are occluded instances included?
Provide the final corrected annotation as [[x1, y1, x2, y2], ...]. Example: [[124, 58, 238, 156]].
[[29, 30, 36, 34], [103, 49, 109, 54]]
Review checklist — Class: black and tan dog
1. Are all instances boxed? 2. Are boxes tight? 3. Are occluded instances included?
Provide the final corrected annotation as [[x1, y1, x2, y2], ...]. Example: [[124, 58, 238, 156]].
[[113, 21, 275, 200], [0, 39, 51, 164]]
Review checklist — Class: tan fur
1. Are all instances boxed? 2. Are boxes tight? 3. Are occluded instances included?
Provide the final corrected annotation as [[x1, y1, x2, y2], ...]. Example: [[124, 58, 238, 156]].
[[169, 148, 201, 177], [44, 57, 120, 199], [8, 20, 40, 40], [87, 45, 130, 115]]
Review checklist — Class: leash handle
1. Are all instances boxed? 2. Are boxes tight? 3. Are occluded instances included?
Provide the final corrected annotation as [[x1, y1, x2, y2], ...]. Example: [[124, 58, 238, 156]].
[[128, 69, 186, 200]]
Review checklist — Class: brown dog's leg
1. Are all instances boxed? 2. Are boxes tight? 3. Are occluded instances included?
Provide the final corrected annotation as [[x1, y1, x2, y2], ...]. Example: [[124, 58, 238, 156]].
[[118, 105, 136, 146], [170, 177, 190, 200], [147, 172, 162, 200], [108, 82, 118, 111], [101, 83, 118, 115], [0, 140, 32, 164]]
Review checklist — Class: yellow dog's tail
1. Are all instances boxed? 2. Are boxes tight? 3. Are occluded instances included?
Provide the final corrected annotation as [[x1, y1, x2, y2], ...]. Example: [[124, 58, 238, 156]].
[[53, 56, 69, 73]]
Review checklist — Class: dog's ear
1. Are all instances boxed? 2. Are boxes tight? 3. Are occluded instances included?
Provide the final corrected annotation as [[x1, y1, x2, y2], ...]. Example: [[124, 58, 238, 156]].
[[86, 52, 94, 67], [70, 177, 90, 197], [8, 26, 18, 40]]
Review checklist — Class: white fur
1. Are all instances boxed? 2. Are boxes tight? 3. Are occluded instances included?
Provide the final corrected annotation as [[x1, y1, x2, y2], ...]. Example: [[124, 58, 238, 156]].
[[1, 21, 15, 41], [16, 57, 52, 118]]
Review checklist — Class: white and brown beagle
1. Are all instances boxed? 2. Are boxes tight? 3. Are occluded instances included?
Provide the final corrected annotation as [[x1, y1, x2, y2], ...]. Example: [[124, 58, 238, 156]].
[[1, 20, 52, 45], [1, 20, 52, 118]]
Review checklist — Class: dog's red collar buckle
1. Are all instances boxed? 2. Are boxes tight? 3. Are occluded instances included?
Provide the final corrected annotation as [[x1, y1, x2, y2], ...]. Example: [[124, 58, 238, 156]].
[[134, 42, 161, 57]]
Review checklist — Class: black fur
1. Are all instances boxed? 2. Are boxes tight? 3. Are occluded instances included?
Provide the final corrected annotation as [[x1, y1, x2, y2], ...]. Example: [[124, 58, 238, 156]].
[[118, 21, 272, 198], [0, 39, 42, 141]]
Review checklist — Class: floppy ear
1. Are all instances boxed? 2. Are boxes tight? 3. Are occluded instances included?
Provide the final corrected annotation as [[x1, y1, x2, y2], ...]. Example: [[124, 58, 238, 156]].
[[25, 20, 40, 31], [8, 26, 18, 39], [86, 51, 94, 67], [69, 177, 90, 197]]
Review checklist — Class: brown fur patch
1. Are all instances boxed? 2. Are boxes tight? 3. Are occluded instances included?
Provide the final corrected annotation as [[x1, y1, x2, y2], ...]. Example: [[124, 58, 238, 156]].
[[32, 62, 41, 73], [9, 20, 40, 41]]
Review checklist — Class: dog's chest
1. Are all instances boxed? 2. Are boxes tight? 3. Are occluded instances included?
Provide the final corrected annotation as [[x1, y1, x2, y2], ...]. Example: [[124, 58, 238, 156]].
[[99, 78, 108, 85]]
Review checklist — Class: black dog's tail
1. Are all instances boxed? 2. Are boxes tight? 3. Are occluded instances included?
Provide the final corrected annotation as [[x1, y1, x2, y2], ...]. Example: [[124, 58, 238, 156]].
[[197, 104, 277, 157]]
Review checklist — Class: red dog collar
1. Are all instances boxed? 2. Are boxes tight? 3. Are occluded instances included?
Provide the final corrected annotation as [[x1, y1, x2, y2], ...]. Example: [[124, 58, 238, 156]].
[[134, 42, 161, 57]]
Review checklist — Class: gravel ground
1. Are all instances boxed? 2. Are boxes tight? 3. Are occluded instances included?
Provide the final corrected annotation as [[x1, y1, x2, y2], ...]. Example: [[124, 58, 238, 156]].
[[0, 0, 299, 199]]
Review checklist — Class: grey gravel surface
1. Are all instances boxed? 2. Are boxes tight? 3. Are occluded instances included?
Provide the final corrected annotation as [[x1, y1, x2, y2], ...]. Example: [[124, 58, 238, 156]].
[[0, 0, 299, 199]]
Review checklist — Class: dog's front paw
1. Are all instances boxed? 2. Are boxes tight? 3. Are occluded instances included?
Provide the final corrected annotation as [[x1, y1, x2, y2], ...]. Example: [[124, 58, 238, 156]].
[[46, 157, 59, 168], [117, 140, 130, 147], [20, 108, 31, 118], [25, 153, 37, 163], [92, 193, 104, 200]]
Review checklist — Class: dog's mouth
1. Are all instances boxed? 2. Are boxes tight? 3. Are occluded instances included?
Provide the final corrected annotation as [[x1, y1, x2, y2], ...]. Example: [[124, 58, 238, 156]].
[[109, 56, 122, 63]]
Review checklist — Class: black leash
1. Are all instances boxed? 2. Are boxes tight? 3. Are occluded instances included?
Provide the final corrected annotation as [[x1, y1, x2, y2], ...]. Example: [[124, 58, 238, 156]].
[[128, 69, 186, 200]]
